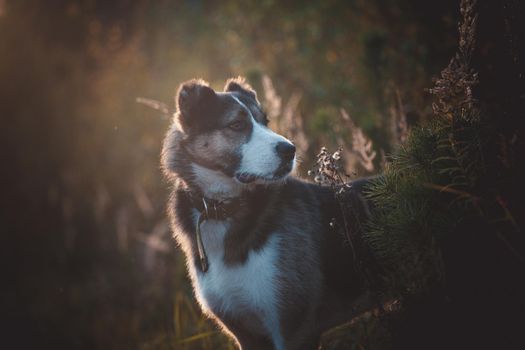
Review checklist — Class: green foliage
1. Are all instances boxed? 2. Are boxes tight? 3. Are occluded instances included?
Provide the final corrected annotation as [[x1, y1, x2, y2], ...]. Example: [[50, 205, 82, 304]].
[[363, 0, 523, 301], [309, 107, 340, 135], [364, 122, 461, 295]]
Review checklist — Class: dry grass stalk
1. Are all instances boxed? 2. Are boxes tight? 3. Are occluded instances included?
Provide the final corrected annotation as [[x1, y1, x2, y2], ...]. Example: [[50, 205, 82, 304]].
[[390, 88, 408, 144], [282, 92, 309, 155], [261, 74, 282, 120], [340, 109, 377, 173], [262, 75, 309, 156]]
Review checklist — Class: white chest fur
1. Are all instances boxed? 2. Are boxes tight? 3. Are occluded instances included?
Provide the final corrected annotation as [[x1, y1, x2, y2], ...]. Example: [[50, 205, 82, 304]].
[[188, 211, 284, 349]]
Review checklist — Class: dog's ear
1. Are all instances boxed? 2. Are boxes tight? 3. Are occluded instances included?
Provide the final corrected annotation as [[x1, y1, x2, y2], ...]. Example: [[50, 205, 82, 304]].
[[224, 76, 258, 101], [175, 79, 216, 132]]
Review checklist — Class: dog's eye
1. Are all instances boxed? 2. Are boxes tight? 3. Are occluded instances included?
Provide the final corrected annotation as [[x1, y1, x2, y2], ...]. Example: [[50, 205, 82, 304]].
[[228, 120, 246, 131]]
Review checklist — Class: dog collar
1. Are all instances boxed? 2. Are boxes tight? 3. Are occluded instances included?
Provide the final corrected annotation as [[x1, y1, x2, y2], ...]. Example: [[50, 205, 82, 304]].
[[193, 196, 242, 221], [189, 195, 244, 272]]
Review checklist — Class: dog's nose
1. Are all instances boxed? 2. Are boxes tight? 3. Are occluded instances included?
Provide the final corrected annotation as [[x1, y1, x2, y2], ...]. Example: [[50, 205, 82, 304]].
[[275, 142, 296, 161]]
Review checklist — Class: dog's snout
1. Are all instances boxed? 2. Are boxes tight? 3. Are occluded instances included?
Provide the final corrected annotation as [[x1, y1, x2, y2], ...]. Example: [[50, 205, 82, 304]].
[[275, 142, 296, 161]]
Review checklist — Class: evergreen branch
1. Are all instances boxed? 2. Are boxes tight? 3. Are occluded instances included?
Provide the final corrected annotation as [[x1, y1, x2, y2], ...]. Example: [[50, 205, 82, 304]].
[[421, 182, 478, 200]]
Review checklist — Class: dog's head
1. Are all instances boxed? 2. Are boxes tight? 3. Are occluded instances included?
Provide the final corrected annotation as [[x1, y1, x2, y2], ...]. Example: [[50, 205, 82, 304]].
[[162, 77, 295, 197]]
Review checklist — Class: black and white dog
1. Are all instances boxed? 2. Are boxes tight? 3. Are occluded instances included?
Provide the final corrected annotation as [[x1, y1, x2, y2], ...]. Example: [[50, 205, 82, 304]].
[[162, 77, 373, 350]]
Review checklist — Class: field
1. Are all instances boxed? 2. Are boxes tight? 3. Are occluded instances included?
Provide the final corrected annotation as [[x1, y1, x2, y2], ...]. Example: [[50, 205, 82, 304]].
[[2, 1, 523, 349]]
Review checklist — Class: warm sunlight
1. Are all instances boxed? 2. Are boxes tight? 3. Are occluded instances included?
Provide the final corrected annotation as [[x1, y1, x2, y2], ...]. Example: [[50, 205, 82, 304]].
[[3, 1, 523, 349]]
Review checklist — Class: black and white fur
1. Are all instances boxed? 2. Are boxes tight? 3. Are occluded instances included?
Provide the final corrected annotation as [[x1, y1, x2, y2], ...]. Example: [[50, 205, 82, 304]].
[[162, 77, 373, 350]]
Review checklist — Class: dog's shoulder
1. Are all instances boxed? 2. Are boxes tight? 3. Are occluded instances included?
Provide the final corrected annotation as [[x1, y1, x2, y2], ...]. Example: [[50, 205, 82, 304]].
[[296, 176, 374, 298]]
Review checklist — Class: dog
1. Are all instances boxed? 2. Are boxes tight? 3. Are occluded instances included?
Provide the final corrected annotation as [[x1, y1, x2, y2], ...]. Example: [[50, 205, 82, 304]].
[[161, 77, 374, 350]]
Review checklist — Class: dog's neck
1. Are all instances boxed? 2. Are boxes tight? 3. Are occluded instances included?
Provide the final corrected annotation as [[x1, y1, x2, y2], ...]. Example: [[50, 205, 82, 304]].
[[190, 163, 245, 201], [175, 161, 283, 267]]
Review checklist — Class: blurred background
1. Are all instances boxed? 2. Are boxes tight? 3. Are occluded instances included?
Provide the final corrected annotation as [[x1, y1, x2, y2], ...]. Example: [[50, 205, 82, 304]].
[[1, 0, 460, 348]]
